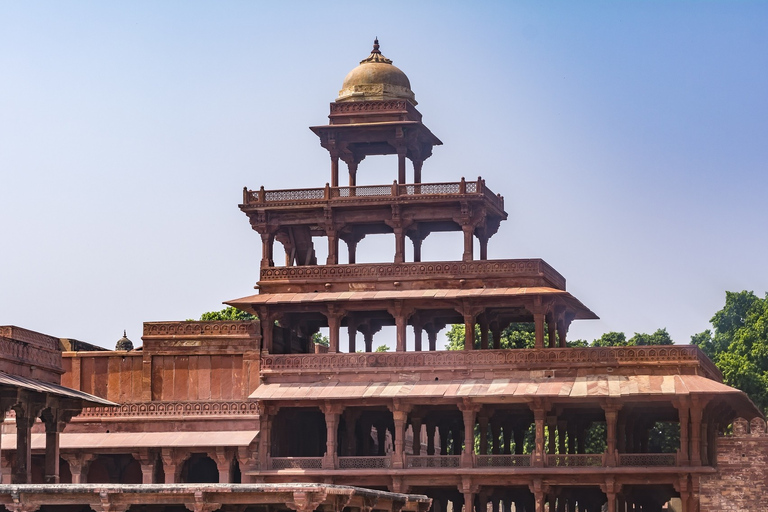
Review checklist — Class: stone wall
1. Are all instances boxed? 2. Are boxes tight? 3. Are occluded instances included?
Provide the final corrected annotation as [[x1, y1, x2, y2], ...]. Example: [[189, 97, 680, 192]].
[[699, 416, 768, 511]]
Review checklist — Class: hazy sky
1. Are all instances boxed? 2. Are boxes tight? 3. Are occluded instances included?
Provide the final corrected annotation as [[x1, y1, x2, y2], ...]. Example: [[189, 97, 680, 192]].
[[1, 1, 766, 349]]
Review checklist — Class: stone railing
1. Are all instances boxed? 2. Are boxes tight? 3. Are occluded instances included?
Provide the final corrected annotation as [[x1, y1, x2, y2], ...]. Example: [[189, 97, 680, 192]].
[[617, 453, 677, 467], [77, 401, 259, 418], [270, 457, 324, 470], [476, 454, 532, 467], [242, 178, 504, 212], [260, 258, 565, 290], [337, 456, 391, 469], [405, 455, 461, 468], [261, 346, 722, 380], [143, 321, 259, 337], [547, 454, 604, 467]]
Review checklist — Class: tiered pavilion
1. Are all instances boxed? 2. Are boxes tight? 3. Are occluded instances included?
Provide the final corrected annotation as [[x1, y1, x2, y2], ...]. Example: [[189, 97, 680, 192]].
[[0, 41, 762, 512]]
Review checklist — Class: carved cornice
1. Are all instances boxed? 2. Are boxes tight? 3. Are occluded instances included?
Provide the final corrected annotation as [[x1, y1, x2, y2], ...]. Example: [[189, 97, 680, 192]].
[[330, 100, 408, 114], [76, 400, 259, 419], [260, 258, 566, 290], [261, 346, 722, 380], [142, 321, 259, 338]]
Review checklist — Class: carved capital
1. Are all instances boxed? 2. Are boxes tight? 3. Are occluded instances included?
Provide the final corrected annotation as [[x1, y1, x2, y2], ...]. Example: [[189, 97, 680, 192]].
[[184, 491, 222, 512], [285, 491, 327, 512]]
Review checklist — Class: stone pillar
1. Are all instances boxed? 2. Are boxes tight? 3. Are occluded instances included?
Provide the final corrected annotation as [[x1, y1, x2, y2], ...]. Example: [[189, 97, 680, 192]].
[[413, 160, 423, 184], [438, 425, 449, 455], [62, 453, 94, 484], [41, 406, 71, 484], [348, 160, 358, 187], [426, 421, 436, 455], [12, 397, 44, 484], [460, 401, 478, 467], [547, 416, 557, 457], [161, 448, 180, 483], [427, 326, 438, 351], [462, 223, 474, 262], [532, 403, 548, 467], [326, 306, 344, 353], [364, 331, 374, 352], [260, 231, 274, 268], [397, 146, 407, 184], [393, 226, 406, 264], [413, 324, 423, 352], [347, 323, 357, 353], [326, 229, 339, 265], [213, 447, 232, 483], [479, 317, 489, 350], [258, 307, 274, 353], [491, 322, 502, 349], [344, 410, 358, 456], [513, 424, 525, 455], [533, 312, 546, 349], [133, 450, 156, 484], [411, 236, 423, 262], [690, 399, 705, 466], [391, 406, 409, 469], [676, 400, 690, 465], [322, 403, 342, 470], [410, 417, 422, 455], [491, 422, 501, 454], [330, 151, 339, 187], [478, 416, 489, 455], [530, 480, 546, 512], [603, 403, 621, 466]]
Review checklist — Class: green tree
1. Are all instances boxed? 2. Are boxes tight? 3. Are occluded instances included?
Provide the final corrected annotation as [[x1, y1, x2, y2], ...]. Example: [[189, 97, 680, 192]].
[[375, 344, 391, 352], [692, 291, 768, 412], [196, 306, 256, 321], [312, 332, 329, 347], [445, 323, 537, 350]]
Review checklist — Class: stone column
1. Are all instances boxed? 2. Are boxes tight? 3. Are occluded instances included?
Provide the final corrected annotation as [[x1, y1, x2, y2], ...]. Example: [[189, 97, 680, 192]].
[[547, 416, 557, 458], [347, 160, 358, 187], [426, 325, 438, 351], [41, 406, 72, 484], [133, 450, 156, 484], [491, 322, 502, 349], [413, 323, 423, 352], [347, 323, 357, 353], [11, 397, 44, 484], [389, 302, 413, 352], [62, 453, 94, 484], [326, 229, 339, 265], [478, 415, 489, 455], [326, 306, 344, 353], [603, 403, 621, 466], [479, 316, 489, 350], [390, 405, 409, 469], [413, 159, 423, 184], [533, 312, 546, 349], [531, 402, 548, 467], [426, 421, 436, 455], [676, 400, 690, 465], [393, 227, 406, 263], [460, 401, 479, 467], [161, 448, 180, 483], [258, 307, 274, 353], [530, 480, 546, 512], [330, 151, 339, 187], [322, 403, 342, 470], [397, 146, 407, 184], [690, 399, 705, 466], [411, 416, 422, 455], [491, 422, 501, 455], [260, 231, 275, 268], [461, 223, 474, 262]]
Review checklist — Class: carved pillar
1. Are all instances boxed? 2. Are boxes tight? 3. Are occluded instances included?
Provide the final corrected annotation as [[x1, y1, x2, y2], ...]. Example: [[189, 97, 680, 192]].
[[62, 452, 94, 484], [161, 448, 181, 483], [322, 403, 342, 470], [690, 399, 705, 466], [132, 450, 156, 484], [344, 410, 358, 456], [603, 403, 621, 466], [438, 425, 449, 455], [389, 302, 413, 352], [364, 331, 373, 352], [530, 480, 546, 512], [326, 306, 344, 353], [547, 416, 557, 457], [426, 325, 438, 351], [533, 312, 546, 349], [12, 396, 45, 484], [491, 421, 501, 455], [460, 401, 479, 467], [41, 405, 73, 484], [676, 400, 690, 465], [547, 315, 557, 348], [260, 231, 275, 268], [461, 223, 474, 262], [513, 423, 525, 455], [389, 403, 410, 469], [397, 146, 407, 184], [490, 322, 502, 349], [413, 159, 423, 184], [348, 160, 358, 187], [557, 420, 567, 455], [411, 416, 422, 455], [326, 229, 339, 265], [393, 226, 406, 263], [478, 415, 489, 455], [426, 421, 436, 455], [330, 150, 339, 187], [413, 323, 423, 352], [347, 323, 357, 353], [479, 316, 489, 350], [458, 303, 482, 351], [258, 307, 274, 353], [531, 401, 548, 467]]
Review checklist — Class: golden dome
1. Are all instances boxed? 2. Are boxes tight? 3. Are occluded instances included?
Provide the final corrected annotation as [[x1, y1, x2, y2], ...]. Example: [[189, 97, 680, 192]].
[[336, 39, 417, 105]]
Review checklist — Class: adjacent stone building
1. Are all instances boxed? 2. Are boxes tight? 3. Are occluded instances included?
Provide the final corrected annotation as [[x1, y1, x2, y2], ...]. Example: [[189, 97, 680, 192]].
[[1, 41, 765, 512]]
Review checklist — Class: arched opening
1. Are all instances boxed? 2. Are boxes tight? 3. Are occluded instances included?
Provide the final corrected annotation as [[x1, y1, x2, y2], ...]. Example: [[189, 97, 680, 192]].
[[85, 454, 141, 484], [180, 453, 219, 484], [271, 407, 326, 457]]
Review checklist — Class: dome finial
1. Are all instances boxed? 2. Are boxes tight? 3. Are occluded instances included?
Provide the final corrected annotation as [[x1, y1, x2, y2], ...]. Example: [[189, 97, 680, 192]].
[[372, 38, 381, 55], [116, 330, 134, 351]]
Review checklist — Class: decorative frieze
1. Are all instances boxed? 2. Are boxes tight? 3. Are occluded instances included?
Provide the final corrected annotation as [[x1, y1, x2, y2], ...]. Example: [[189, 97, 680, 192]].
[[77, 400, 259, 418]]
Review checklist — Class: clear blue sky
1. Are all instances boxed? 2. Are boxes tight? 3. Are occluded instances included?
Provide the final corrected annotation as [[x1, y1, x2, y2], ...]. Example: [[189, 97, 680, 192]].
[[1, 1, 766, 349]]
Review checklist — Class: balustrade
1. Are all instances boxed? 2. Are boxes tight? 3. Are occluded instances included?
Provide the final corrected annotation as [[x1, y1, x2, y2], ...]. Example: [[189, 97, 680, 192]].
[[618, 453, 677, 466], [547, 454, 604, 467], [405, 455, 461, 468], [476, 454, 532, 467], [337, 456, 391, 469], [270, 457, 323, 470]]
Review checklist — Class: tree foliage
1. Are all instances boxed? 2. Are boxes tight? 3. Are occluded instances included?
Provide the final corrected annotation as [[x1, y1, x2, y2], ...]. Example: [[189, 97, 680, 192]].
[[691, 291, 768, 412], [196, 306, 256, 321]]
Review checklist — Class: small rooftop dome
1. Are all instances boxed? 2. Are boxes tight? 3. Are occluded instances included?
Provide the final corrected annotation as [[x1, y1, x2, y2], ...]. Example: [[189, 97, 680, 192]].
[[115, 330, 133, 351], [336, 39, 417, 105]]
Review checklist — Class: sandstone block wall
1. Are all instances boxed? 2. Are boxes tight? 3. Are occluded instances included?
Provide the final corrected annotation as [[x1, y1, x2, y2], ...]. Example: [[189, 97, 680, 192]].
[[699, 416, 768, 511]]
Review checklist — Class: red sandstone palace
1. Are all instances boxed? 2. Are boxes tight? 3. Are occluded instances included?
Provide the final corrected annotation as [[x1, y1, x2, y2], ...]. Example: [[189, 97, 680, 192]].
[[1, 41, 765, 512]]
